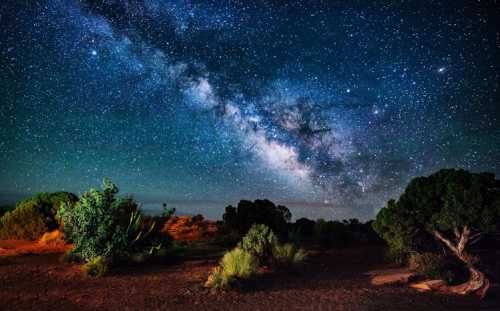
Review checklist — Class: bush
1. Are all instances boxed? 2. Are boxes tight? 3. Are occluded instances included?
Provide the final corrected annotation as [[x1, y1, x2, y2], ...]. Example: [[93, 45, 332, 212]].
[[408, 252, 445, 279], [81, 256, 109, 277], [16, 192, 78, 230], [205, 248, 258, 289], [60, 178, 168, 263], [0, 192, 77, 240], [313, 219, 351, 248], [0, 204, 48, 240], [239, 224, 278, 262], [272, 243, 306, 268], [58, 179, 132, 261], [222, 199, 291, 237]]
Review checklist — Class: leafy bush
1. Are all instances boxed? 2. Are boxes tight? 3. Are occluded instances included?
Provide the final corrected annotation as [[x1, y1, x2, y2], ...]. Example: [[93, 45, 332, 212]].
[[272, 243, 306, 268], [314, 219, 352, 248], [0, 192, 77, 240], [222, 199, 291, 237], [239, 224, 278, 262], [408, 252, 468, 285], [59, 178, 170, 266], [408, 252, 445, 279], [0, 204, 48, 240], [17, 192, 78, 230], [81, 256, 109, 277], [59, 178, 162, 263], [205, 248, 258, 289]]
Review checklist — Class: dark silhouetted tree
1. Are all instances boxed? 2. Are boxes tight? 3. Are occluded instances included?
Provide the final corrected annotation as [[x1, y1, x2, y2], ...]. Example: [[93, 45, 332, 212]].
[[373, 169, 500, 298], [222, 199, 291, 237]]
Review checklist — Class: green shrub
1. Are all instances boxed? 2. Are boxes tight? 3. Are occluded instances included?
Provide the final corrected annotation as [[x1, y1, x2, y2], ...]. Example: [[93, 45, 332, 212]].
[[205, 248, 258, 289], [58, 178, 139, 261], [59, 178, 170, 265], [16, 192, 78, 230], [0, 192, 77, 240], [408, 252, 445, 279], [239, 224, 278, 262], [81, 256, 109, 277], [272, 243, 306, 267], [0, 204, 48, 240]]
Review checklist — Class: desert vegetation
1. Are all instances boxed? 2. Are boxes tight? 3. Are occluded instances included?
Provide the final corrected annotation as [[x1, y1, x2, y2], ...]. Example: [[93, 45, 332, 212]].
[[1, 169, 499, 310], [373, 168, 500, 298]]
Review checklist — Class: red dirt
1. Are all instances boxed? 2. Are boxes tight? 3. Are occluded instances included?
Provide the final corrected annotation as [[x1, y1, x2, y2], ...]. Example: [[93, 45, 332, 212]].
[[0, 245, 498, 311]]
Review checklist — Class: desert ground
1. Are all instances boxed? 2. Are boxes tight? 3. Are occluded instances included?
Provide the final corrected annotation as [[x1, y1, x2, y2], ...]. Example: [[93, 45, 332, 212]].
[[1, 243, 498, 311]]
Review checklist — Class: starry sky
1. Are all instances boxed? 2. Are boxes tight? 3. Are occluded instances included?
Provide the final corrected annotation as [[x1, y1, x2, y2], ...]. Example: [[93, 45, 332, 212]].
[[1, 0, 499, 220]]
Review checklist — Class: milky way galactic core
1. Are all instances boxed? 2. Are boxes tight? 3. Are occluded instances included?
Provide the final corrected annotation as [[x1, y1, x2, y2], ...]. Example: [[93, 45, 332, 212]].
[[1, 1, 499, 219]]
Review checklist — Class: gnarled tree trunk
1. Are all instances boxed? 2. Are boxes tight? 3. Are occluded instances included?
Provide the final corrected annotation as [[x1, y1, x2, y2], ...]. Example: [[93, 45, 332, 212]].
[[433, 226, 490, 299]]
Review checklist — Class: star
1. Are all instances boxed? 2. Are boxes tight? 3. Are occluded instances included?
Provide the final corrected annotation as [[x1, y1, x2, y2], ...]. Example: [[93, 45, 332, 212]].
[[0, 0, 498, 221]]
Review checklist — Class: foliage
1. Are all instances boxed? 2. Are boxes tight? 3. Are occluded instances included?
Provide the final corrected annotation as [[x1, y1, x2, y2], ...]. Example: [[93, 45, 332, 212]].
[[0, 204, 48, 240], [222, 199, 291, 237], [205, 248, 258, 289], [0, 205, 14, 218], [81, 256, 109, 277], [408, 252, 446, 279], [293, 218, 316, 237], [16, 192, 78, 230], [161, 203, 176, 218], [59, 178, 155, 262], [313, 219, 351, 248], [373, 169, 500, 259], [272, 243, 306, 267], [238, 224, 279, 262], [408, 252, 468, 285], [0, 192, 78, 240]]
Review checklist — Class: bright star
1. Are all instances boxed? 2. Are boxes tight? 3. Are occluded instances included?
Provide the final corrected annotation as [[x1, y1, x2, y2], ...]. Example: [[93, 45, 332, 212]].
[[91, 49, 97, 56]]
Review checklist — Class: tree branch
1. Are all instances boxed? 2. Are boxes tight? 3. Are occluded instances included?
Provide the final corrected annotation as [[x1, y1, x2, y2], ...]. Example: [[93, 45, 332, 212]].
[[433, 230, 458, 254]]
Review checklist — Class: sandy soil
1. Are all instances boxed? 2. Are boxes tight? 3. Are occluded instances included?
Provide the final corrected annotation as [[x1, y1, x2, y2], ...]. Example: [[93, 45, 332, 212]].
[[0, 245, 498, 311]]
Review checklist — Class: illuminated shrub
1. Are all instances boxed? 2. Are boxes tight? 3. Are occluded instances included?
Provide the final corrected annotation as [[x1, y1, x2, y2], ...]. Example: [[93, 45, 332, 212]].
[[0, 204, 47, 240], [272, 243, 306, 268], [205, 248, 258, 289], [0, 192, 77, 240], [239, 224, 278, 262], [81, 256, 109, 277], [59, 178, 169, 269]]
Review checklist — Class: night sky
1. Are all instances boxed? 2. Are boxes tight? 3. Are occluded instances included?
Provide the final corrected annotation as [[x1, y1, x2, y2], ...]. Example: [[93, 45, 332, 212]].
[[1, 1, 499, 220]]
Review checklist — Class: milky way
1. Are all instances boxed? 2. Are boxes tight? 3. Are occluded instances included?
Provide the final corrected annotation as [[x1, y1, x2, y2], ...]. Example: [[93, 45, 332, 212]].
[[1, 1, 499, 219]]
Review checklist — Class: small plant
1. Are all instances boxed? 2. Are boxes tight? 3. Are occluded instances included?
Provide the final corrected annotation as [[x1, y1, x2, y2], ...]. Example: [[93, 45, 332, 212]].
[[272, 243, 306, 268], [205, 248, 258, 289], [161, 203, 176, 218], [238, 224, 278, 262], [81, 256, 109, 277]]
